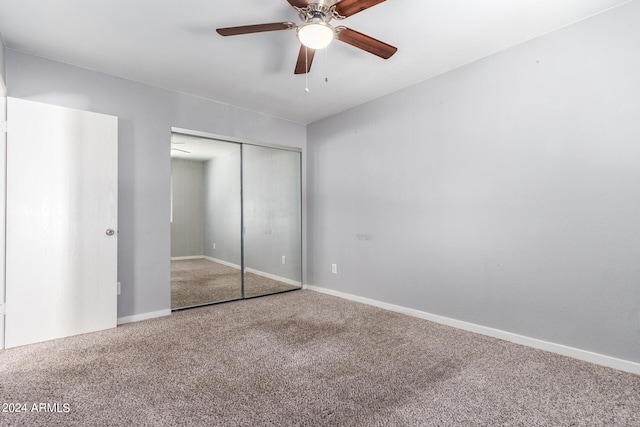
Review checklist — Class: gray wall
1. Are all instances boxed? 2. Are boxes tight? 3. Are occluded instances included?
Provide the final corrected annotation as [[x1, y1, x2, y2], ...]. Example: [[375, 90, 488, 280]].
[[5, 49, 306, 319], [171, 158, 205, 258], [307, 1, 640, 363], [203, 149, 242, 266], [0, 29, 5, 90]]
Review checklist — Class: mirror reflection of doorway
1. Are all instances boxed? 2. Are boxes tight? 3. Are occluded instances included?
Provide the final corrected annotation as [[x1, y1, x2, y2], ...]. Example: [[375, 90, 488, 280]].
[[170, 134, 242, 309], [170, 131, 302, 310]]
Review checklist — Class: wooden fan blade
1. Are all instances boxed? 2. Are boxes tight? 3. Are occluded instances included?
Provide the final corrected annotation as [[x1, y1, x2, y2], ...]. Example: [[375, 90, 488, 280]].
[[294, 45, 316, 74], [334, 0, 387, 18], [286, 0, 309, 8], [216, 22, 295, 36], [336, 27, 397, 59]]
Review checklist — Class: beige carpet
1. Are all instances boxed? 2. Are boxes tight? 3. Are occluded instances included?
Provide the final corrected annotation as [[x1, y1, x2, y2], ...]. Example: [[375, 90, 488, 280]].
[[171, 258, 299, 309], [1, 290, 639, 426]]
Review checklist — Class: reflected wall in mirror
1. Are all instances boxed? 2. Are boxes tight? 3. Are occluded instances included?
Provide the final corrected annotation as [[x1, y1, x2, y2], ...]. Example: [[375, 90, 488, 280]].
[[170, 134, 242, 309], [243, 145, 302, 297]]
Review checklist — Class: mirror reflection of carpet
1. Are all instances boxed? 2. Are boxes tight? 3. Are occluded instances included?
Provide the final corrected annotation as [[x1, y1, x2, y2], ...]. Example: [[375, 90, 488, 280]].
[[171, 258, 298, 309]]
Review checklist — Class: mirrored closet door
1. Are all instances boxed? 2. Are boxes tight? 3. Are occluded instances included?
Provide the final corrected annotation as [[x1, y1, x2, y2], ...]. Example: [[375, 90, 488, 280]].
[[243, 144, 302, 298], [170, 131, 302, 310], [170, 134, 242, 309]]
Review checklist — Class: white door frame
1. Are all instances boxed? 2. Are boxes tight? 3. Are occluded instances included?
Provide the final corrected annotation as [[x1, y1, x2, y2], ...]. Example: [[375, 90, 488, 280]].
[[0, 79, 6, 349]]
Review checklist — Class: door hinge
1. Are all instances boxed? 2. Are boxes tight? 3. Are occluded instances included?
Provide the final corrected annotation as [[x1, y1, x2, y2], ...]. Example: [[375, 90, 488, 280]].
[[0, 303, 5, 315], [0, 120, 6, 133]]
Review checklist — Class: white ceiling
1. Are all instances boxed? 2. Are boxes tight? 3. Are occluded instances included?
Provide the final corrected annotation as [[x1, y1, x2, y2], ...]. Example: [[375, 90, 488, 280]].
[[0, 0, 631, 124]]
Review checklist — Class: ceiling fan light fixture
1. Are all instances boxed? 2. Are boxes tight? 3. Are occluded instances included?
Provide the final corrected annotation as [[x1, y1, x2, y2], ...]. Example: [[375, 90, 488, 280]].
[[297, 21, 334, 49]]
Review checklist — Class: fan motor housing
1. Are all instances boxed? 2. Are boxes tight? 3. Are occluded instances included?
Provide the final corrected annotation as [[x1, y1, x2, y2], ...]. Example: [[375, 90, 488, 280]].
[[297, 3, 336, 23]]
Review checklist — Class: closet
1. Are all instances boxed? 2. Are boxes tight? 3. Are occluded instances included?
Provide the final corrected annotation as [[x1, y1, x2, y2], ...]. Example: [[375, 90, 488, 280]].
[[169, 129, 302, 309]]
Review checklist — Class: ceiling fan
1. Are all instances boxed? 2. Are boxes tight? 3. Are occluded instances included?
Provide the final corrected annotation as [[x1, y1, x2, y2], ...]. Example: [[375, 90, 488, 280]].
[[216, 0, 397, 74]]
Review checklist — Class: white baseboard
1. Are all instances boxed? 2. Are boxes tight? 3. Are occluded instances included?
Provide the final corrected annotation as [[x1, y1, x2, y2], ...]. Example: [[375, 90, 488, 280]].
[[303, 285, 640, 376], [245, 267, 301, 287], [173, 255, 242, 270], [117, 309, 172, 325], [171, 255, 204, 261], [202, 257, 300, 286], [203, 256, 241, 270]]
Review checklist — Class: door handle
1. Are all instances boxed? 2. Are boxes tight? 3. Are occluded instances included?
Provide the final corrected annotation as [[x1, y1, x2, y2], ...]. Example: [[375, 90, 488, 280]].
[[106, 229, 115, 236]]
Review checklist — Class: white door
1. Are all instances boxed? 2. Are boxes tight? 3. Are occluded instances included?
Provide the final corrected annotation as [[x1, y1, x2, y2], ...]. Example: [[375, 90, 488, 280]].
[[4, 97, 118, 348]]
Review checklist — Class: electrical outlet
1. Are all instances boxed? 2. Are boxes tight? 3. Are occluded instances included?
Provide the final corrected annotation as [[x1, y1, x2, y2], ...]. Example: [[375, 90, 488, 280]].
[[213, 243, 216, 250], [282, 255, 286, 264], [331, 264, 338, 274], [117, 282, 121, 295]]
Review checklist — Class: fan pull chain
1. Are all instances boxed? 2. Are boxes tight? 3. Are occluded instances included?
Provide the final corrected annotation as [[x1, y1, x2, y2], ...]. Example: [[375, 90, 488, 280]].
[[304, 47, 309, 93], [325, 45, 329, 83]]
